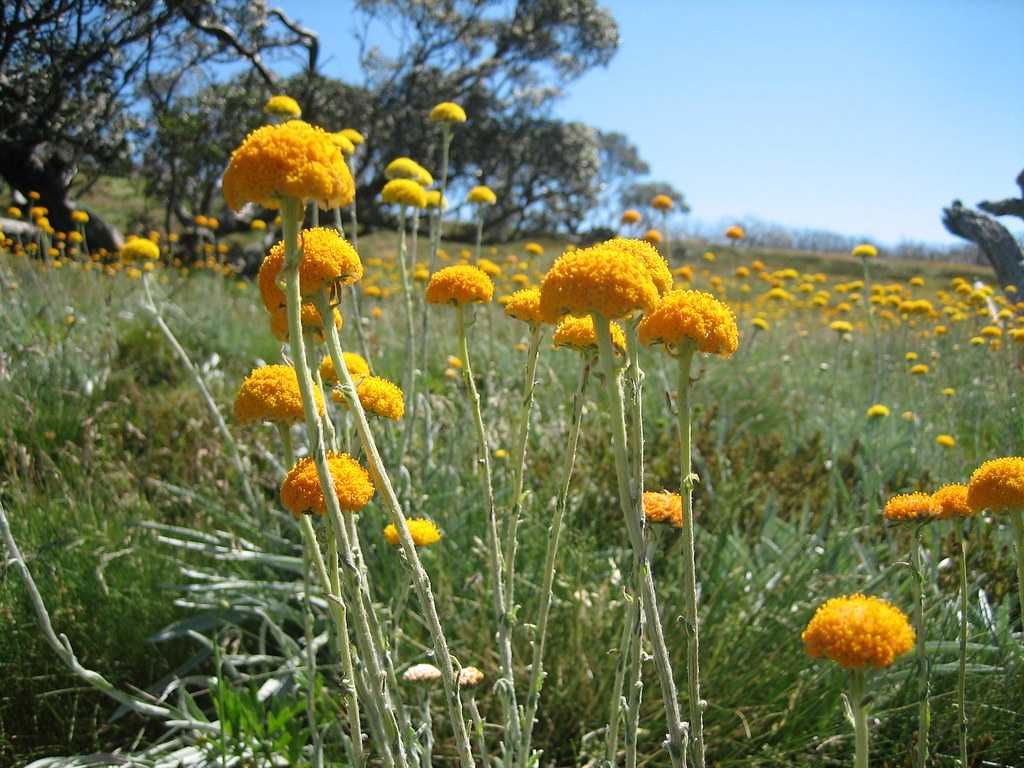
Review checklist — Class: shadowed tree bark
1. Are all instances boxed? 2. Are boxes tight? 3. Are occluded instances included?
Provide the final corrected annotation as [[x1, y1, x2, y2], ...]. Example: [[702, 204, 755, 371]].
[[943, 199, 1024, 295], [978, 169, 1024, 221]]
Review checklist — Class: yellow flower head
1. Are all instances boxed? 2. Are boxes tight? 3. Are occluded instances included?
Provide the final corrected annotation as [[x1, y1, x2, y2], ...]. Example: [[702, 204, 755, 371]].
[[234, 364, 323, 425], [525, 242, 544, 256], [71, 210, 90, 224], [725, 225, 745, 241], [651, 194, 673, 211], [340, 128, 365, 146], [599, 237, 673, 296], [909, 363, 929, 375], [264, 95, 301, 118], [477, 257, 501, 276], [503, 287, 543, 325], [330, 132, 356, 156], [752, 317, 769, 331], [621, 209, 641, 225], [830, 320, 853, 334], [334, 375, 404, 421], [384, 517, 441, 547], [866, 404, 890, 419], [642, 491, 683, 528], [642, 228, 663, 244], [802, 594, 914, 669], [223, 121, 354, 211], [426, 265, 494, 306], [935, 434, 956, 448], [932, 484, 974, 519], [852, 243, 878, 258], [259, 227, 363, 308], [268, 303, 341, 342], [320, 352, 371, 383], [539, 242, 659, 322], [967, 456, 1024, 512], [382, 178, 427, 209], [424, 190, 448, 210], [384, 157, 426, 181], [553, 316, 626, 352], [638, 289, 739, 356], [121, 238, 160, 261], [980, 325, 1002, 338], [281, 452, 374, 517], [251, 219, 267, 231], [429, 102, 467, 123], [882, 492, 937, 522], [467, 185, 497, 205]]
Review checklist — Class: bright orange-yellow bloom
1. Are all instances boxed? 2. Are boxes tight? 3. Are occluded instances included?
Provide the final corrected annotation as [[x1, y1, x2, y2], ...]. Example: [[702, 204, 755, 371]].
[[429, 102, 467, 123], [234, 365, 323, 424], [525, 242, 544, 256], [642, 229, 662, 244], [967, 457, 1024, 511], [725, 225, 745, 241], [852, 243, 878, 258], [268, 304, 341, 342], [638, 290, 739, 356], [264, 95, 301, 118], [320, 352, 370, 382], [599, 237, 673, 296], [426, 265, 494, 305], [882, 492, 937, 522], [620, 209, 641, 225], [334, 375, 404, 420], [121, 238, 160, 261], [382, 178, 427, 208], [830, 320, 853, 334], [467, 185, 497, 205], [259, 227, 363, 308], [651, 194, 673, 211], [281, 453, 374, 517], [935, 434, 956, 448], [552, 316, 626, 352], [340, 128, 365, 145], [802, 594, 915, 669], [504, 287, 543, 324], [932, 484, 974, 519], [642, 491, 683, 528], [866, 404, 890, 419], [384, 518, 441, 546], [539, 243, 659, 322], [223, 121, 354, 211]]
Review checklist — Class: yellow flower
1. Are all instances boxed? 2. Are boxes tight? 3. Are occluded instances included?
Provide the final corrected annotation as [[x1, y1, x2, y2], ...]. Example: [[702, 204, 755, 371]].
[[264, 95, 301, 118], [467, 185, 497, 205], [866, 404, 890, 419], [905, 351, 918, 361], [334, 375, 404, 421], [642, 228, 663, 244], [429, 102, 467, 123], [599, 237, 673, 296], [539, 242, 659, 322], [752, 317, 769, 331], [932, 484, 974, 519], [268, 303, 341, 341], [320, 352, 371, 382], [340, 128, 365, 146], [426, 265, 494, 306], [909, 364, 929, 375], [638, 289, 739, 356], [642, 491, 683, 528], [980, 325, 1002, 338], [447, 355, 463, 369], [725, 225, 745, 241], [71, 210, 89, 224], [250, 219, 267, 231], [330, 132, 356, 156], [802, 594, 914, 669], [504, 287, 543, 325], [852, 243, 878, 258], [966, 457, 1024, 511], [384, 157, 427, 182], [259, 227, 363, 308], [234, 364, 323, 425], [936, 434, 956, 448], [477, 258, 501, 276], [524, 242, 544, 256], [942, 387, 955, 397], [493, 448, 509, 460], [552, 316, 626, 352], [424, 190, 448, 210], [620, 209, 641, 225], [883, 492, 937, 522], [384, 518, 442, 546], [281, 453, 375, 517], [382, 178, 427, 208], [830, 320, 853, 334], [223, 121, 354, 211], [650, 194, 673, 211]]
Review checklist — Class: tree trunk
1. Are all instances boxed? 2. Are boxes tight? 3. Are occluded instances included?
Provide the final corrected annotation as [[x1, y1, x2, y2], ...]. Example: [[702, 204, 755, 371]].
[[942, 200, 1024, 295], [0, 141, 122, 253]]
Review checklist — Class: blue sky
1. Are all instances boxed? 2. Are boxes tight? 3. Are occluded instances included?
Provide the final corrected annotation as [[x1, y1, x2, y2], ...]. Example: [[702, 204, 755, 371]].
[[277, 0, 1024, 245]]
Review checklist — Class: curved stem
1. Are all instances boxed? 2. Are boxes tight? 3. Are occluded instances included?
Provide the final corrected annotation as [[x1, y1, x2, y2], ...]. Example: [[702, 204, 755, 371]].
[[956, 518, 969, 767], [911, 527, 929, 768], [849, 669, 869, 768]]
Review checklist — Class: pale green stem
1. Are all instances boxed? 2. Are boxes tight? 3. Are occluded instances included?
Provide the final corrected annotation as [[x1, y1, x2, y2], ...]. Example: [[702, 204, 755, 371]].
[[308, 335, 338, 451], [519, 357, 590, 768], [849, 669, 869, 768], [956, 518, 969, 767], [861, 256, 883, 403], [604, 594, 637, 767], [623, 605, 643, 768], [315, 290, 476, 768], [1012, 510, 1024, 637], [310, 202, 319, 227], [327, 522, 365, 766], [420, 690, 433, 768], [474, 213, 483, 265], [302, 527, 323, 768], [334, 207, 345, 237], [455, 303, 520, 756], [397, 207, 417, 441], [351, 196, 360, 252], [911, 526, 929, 768], [676, 342, 705, 768], [467, 693, 490, 768], [593, 314, 686, 768], [280, 198, 404, 767]]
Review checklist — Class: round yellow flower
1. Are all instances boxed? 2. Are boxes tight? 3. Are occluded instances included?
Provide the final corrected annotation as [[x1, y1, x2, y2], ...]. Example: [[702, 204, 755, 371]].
[[268, 303, 342, 342], [384, 157, 426, 182], [424, 190, 448, 210], [334, 375, 404, 421], [477, 257, 501, 276], [866, 404, 890, 419], [882, 492, 937, 522], [642, 228, 662, 244], [384, 518, 442, 547], [320, 352, 370, 382], [909, 364, 929, 376], [382, 178, 427, 209], [234, 364, 323, 425], [281, 453, 374, 517], [932, 484, 974, 519], [71, 210, 90, 224], [642, 491, 683, 528], [651, 194, 673, 211], [223, 121, 354, 211], [967, 457, 1024, 511], [935, 434, 956, 448], [830, 320, 853, 334], [620, 209, 641, 225], [340, 128, 365, 146], [553, 316, 626, 352], [725, 225, 745, 241], [426, 265, 494, 306], [467, 185, 497, 205], [852, 243, 878, 258], [503, 287, 543, 324], [264, 95, 301, 118], [429, 102, 467, 123], [637, 290, 739, 356], [120, 238, 160, 261], [259, 227, 363, 308], [251, 219, 267, 231], [525, 242, 544, 256], [539, 243, 659, 322], [599, 237, 672, 297], [802, 594, 915, 669], [330, 132, 356, 156], [752, 317, 769, 331]]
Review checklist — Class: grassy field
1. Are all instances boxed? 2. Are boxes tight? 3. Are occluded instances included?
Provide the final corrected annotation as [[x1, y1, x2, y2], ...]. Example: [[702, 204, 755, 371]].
[[0, 231, 1021, 766]]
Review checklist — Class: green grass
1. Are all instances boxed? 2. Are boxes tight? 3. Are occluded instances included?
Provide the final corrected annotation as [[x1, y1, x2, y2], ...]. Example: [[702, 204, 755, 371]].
[[0, 235, 1021, 766]]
